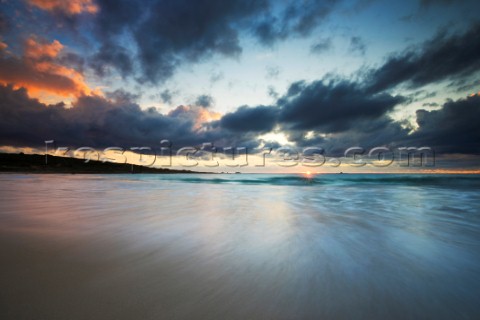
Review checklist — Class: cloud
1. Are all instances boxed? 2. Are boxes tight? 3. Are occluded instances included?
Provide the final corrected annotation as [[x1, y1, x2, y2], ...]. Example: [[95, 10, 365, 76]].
[[265, 65, 280, 79], [349, 36, 366, 55], [10, 0, 365, 85], [267, 86, 279, 99], [209, 71, 224, 84], [288, 115, 410, 156], [419, 0, 456, 8], [365, 23, 480, 93], [220, 105, 278, 133], [195, 95, 214, 108], [253, 0, 340, 46], [450, 79, 480, 94], [90, 43, 133, 78], [168, 104, 221, 131], [310, 37, 333, 54], [408, 95, 480, 154], [277, 80, 404, 133], [1, 13, 480, 158], [97, 0, 270, 83], [0, 37, 99, 102], [26, 0, 99, 15], [0, 13, 7, 34], [106, 89, 140, 103], [88, 0, 345, 83], [24, 37, 64, 59], [282, 94, 480, 157], [1, 78, 479, 157], [0, 84, 222, 148], [334, 94, 480, 157], [160, 90, 173, 104]]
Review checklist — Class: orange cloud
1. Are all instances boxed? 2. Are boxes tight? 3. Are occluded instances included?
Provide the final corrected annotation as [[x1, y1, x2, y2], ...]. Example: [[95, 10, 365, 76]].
[[196, 107, 222, 129], [167, 105, 222, 131], [0, 38, 101, 103], [27, 0, 99, 15], [25, 38, 63, 59]]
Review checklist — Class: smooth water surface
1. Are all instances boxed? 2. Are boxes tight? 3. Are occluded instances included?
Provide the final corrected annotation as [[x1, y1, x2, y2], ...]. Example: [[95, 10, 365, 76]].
[[1, 174, 480, 319]]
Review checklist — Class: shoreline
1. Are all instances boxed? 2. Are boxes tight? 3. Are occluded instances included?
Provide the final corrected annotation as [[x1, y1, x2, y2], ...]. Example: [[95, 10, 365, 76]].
[[0, 152, 207, 174]]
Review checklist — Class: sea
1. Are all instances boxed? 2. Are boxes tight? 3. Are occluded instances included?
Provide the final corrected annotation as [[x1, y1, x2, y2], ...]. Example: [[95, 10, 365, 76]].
[[1, 173, 479, 319]]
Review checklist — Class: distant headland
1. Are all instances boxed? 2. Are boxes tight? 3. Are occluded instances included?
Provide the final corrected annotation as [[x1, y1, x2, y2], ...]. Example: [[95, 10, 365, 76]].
[[0, 153, 203, 174]]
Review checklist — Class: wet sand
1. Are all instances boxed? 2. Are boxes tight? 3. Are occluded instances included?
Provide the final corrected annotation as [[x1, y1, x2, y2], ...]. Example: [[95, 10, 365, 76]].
[[1, 174, 480, 319]]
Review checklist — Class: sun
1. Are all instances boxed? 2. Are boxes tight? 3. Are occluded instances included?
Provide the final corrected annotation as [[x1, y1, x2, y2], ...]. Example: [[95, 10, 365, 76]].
[[302, 171, 314, 177]]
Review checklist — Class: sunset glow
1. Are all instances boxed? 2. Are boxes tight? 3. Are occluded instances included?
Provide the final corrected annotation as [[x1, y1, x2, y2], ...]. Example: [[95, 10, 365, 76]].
[[0, 0, 479, 171], [1, 2, 480, 319]]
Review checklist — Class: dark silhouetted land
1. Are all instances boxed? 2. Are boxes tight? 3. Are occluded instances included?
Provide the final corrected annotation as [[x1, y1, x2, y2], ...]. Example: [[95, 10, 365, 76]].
[[0, 153, 200, 174]]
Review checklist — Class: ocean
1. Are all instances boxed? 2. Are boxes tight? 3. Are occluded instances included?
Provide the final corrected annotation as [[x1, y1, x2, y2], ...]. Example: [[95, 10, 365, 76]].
[[1, 173, 480, 319]]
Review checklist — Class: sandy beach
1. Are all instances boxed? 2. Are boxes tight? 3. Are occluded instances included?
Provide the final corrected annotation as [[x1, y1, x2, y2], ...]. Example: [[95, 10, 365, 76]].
[[1, 174, 480, 319]]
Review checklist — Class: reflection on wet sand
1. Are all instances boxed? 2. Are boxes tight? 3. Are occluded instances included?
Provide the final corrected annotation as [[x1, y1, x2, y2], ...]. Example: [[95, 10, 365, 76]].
[[1, 174, 480, 319]]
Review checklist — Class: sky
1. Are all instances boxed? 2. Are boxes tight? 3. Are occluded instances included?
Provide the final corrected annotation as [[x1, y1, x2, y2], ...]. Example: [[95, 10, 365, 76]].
[[0, 0, 479, 172]]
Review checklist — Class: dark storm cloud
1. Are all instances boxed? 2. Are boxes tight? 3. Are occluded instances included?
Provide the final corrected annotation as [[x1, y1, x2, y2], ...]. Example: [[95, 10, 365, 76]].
[[277, 80, 405, 133], [35, 0, 225, 82], [281, 94, 480, 157], [450, 79, 480, 93], [2, 2, 480, 158], [1, 82, 479, 156], [58, 52, 86, 73], [0, 85, 67, 147], [88, 0, 348, 82], [419, 0, 455, 7], [133, 0, 271, 83], [0, 84, 205, 148], [402, 90, 437, 105], [417, 0, 479, 13], [291, 115, 410, 156], [253, 0, 339, 46], [220, 105, 278, 133], [365, 23, 480, 93], [0, 49, 87, 97], [106, 89, 141, 103], [297, 93, 480, 157], [0, 83, 268, 150], [94, 0, 142, 38], [408, 95, 480, 154], [195, 95, 214, 108], [3, 0, 370, 84], [90, 43, 133, 78], [86, 0, 147, 77], [0, 12, 8, 34]]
